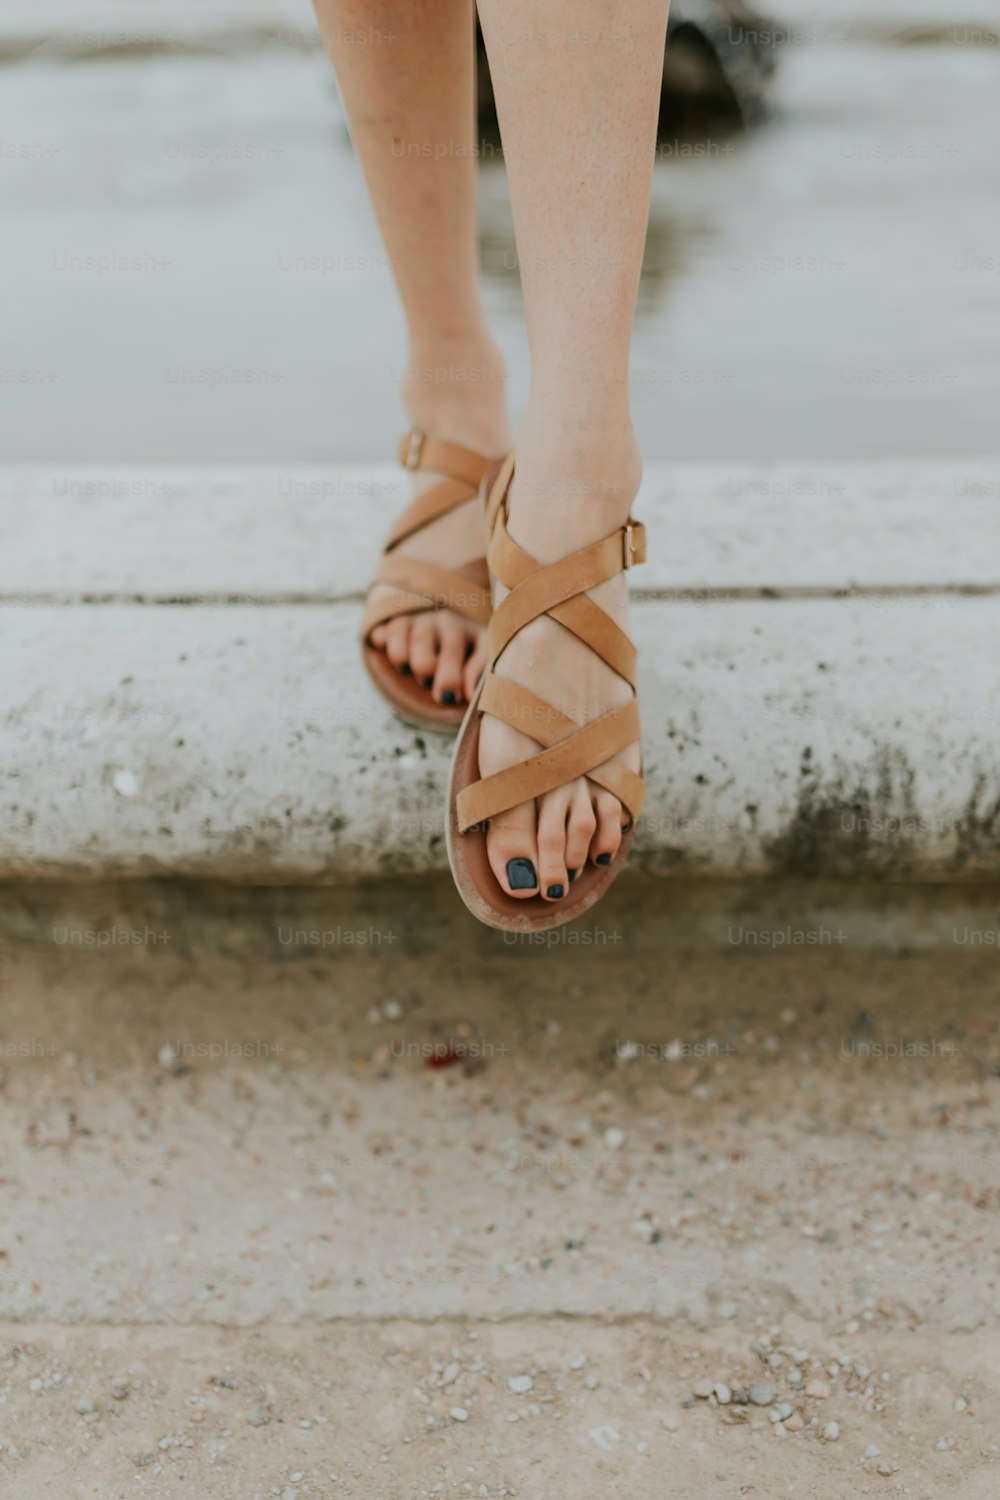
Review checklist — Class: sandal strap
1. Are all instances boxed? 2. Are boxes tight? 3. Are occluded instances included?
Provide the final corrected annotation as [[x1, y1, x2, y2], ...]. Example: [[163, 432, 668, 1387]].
[[486, 451, 517, 533], [473, 675, 647, 814], [457, 697, 643, 831], [457, 455, 647, 832], [488, 508, 642, 686], [363, 436, 495, 644], [363, 555, 491, 639], [384, 476, 483, 552], [397, 430, 494, 490]]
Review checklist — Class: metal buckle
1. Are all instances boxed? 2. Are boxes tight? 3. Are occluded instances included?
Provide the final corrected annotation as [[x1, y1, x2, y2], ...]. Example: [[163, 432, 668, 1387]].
[[622, 522, 635, 569], [405, 430, 425, 470]]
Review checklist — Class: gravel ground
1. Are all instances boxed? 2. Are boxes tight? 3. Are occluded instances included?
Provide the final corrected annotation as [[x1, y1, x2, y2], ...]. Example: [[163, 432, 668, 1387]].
[[0, 877, 998, 1497]]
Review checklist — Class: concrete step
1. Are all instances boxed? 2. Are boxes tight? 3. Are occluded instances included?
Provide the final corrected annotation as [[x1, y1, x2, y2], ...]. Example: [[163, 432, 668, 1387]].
[[3, 461, 999, 882]]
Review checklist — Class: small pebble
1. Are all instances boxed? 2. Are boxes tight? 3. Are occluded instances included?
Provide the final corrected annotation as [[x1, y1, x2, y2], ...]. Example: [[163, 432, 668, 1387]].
[[713, 1383, 732, 1405], [584, 1373, 600, 1390], [441, 1363, 460, 1387], [748, 1382, 776, 1407], [878, 1461, 893, 1476], [823, 1422, 840, 1442], [935, 1437, 951, 1451], [289, 1474, 305, 1484], [383, 999, 404, 1020], [692, 1379, 714, 1400], [508, 1376, 533, 1395], [604, 1128, 626, 1150], [805, 1379, 831, 1399], [450, 1407, 469, 1423], [663, 1415, 681, 1432], [569, 1356, 586, 1371], [246, 1405, 271, 1427], [954, 1397, 968, 1414], [775, 1403, 794, 1421], [74, 1397, 96, 1415], [865, 1445, 881, 1458]]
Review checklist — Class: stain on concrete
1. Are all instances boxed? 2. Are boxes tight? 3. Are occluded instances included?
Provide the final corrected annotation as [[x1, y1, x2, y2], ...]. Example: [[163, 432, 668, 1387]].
[[764, 745, 921, 877], [950, 771, 1000, 871]]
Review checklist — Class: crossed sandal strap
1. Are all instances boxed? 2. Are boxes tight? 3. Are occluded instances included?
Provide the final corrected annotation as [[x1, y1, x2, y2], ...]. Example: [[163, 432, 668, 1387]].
[[456, 676, 647, 830], [363, 556, 491, 637], [456, 470, 647, 832], [362, 433, 495, 643], [487, 508, 646, 684], [457, 691, 645, 832]]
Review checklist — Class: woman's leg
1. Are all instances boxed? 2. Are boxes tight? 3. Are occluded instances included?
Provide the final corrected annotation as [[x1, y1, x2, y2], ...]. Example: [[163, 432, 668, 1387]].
[[475, 0, 669, 899], [315, 0, 511, 703]]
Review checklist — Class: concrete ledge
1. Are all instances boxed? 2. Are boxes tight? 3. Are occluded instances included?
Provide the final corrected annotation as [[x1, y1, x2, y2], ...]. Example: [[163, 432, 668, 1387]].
[[4, 462, 1000, 883]]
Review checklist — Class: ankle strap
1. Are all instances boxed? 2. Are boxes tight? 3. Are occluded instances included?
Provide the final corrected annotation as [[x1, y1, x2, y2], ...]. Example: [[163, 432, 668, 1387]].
[[485, 453, 646, 570], [397, 431, 493, 489]]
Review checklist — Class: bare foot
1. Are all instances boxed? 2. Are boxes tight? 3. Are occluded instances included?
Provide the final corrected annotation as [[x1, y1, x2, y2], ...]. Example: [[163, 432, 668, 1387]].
[[478, 427, 643, 900]]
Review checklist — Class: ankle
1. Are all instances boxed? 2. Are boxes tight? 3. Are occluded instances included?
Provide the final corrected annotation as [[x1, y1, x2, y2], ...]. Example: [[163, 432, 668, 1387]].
[[402, 336, 511, 458], [508, 410, 642, 548]]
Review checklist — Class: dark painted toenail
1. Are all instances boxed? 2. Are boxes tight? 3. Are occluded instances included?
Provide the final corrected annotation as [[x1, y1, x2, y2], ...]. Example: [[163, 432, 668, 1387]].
[[400, 663, 412, 676], [596, 852, 612, 866], [441, 689, 457, 705], [567, 868, 578, 883], [423, 676, 434, 689], [546, 884, 564, 899], [507, 858, 537, 891]]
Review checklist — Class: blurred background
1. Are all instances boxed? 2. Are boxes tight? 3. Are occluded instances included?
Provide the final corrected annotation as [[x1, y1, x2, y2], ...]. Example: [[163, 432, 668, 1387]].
[[2, 0, 999, 463]]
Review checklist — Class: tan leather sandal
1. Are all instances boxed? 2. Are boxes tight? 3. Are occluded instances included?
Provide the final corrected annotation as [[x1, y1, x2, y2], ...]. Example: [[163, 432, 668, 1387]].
[[361, 431, 496, 731], [447, 454, 647, 931]]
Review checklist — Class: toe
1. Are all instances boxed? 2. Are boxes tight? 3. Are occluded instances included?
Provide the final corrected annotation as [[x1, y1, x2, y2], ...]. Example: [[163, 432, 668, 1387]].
[[433, 616, 468, 706], [462, 629, 488, 704], [486, 799, 539, 900], [536, 787, 572, 901], [408, 614, 438, 689], [564, 781, 597, 885], [589, 787, 624, 869], [384, 616, 413, 674], [369, 623, 388, 650]]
